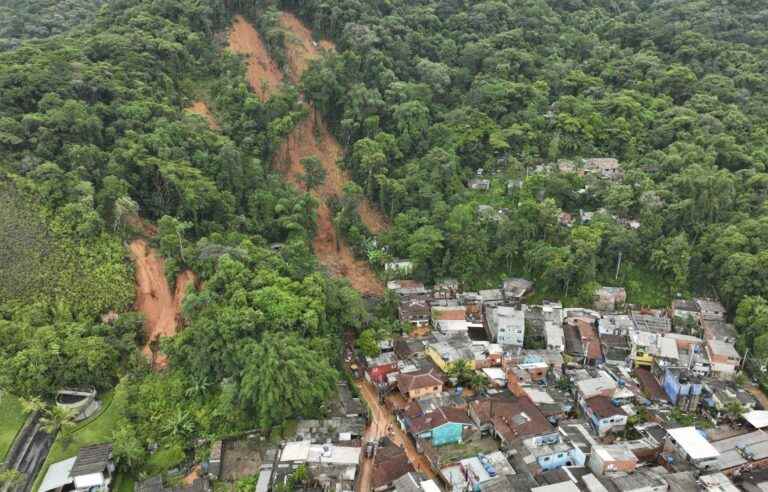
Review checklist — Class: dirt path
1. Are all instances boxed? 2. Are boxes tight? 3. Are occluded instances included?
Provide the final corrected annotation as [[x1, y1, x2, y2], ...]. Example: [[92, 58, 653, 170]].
[[355, 380, 438, 491], [186, 101, 220, 130], [228, 14, 283, 101], [129, 239, 196, 365]]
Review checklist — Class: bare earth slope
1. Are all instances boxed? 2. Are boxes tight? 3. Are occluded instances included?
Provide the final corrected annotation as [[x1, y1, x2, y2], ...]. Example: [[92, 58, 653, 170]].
[[228, 14, 384, 295], [130, 239, 196, 366], [186, 101, 220, 129]]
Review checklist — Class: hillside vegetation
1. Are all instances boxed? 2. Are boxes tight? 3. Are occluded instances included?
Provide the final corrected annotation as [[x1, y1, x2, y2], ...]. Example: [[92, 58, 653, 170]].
[[283, 0, 768, 355]]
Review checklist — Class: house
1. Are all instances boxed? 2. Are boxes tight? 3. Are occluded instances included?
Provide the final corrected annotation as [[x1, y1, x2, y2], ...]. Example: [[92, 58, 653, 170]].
[[386, 259, 414, 275], [372, 439, 415, 491], [424, 332, 477, 371], [545, 322, 565, 352], [631, 310, 672, 334], [394, 337, 430, 361], [607, 468, 668, 492], [485, 305, 525, 347], [469, 396, 558, 447], [388, 280, 430, 298], [295, 417, 365, 443], [398, 299, 431, 328], [740, 468, 768, 492], [671, 299, 699, 321], [703, 379, 759, 419], [701, 319, 738, 344], [582, 396, 628, 437], [705, 339, 740, 379], [279, 441, 361, 491], [588, 443, 638, 476], [696, 298, 727, 321], [401, 407, 473, 447], [39, 444, 114, 492], [710, 429, 768, 476], [431, 305, 474, 334], [661, 368, 702, 411], [665, 426, 720, 471], [469, 178, 491, 191], [397, 368, 447, 400], [594, 287, 626, 312], [601, 334, 630, 365], [584, 158, 622, 180], [564, 317, 603, 365], [502, 278, 534, 303], [699, 473, 739, 492], [432, 279, 459, 300], [575, 370, 618, 400], [532, 482, 581, 492], [366, 352, 399, 384], [597, 314, 633, 336]]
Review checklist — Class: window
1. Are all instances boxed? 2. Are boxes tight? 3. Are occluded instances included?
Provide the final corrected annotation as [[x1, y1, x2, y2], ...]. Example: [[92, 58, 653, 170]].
[[543, 457, 550, 462]]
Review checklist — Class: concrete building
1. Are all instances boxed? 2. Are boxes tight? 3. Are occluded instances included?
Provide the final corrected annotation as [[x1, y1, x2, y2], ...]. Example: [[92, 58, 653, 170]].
[[588, 443, 638, 476], [665, 426, 720, 471]]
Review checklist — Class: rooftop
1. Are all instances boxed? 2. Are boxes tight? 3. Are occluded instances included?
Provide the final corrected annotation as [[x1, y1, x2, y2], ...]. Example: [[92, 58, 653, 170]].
[[667, 426, 720, 461], [585, 395, 627, 419], [592, 443, 638, 463], [71, 443, 113, 476], [397, 368, 446, 394]]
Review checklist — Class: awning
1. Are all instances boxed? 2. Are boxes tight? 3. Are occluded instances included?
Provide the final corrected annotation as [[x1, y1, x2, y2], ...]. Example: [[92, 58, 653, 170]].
[[39, 457, 76, 492], [743, 410, 768, 429]]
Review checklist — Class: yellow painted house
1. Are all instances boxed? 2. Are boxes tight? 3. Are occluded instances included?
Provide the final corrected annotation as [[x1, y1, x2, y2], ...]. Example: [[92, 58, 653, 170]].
[[425, 339, 477, 372]]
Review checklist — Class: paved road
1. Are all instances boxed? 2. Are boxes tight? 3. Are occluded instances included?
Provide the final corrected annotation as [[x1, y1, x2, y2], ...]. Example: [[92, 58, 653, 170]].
[[355, 380, 438, 491]]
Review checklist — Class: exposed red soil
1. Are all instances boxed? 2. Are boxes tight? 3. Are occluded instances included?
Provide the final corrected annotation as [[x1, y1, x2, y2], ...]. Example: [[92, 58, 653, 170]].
[[186, 101, 220, 130], [129, 239, 197, 367], [279, 11, 335, 83], [228, 14, 284, 101], [227, 14, 385, 294]]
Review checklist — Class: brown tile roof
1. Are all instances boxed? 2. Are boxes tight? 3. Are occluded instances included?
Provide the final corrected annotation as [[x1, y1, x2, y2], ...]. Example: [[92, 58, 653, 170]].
[[473, 396, 554, 441], [432, 307, 467, 321], [634, 368, 668, 402], [372, 443, 415, 488], [585, 395, 627, 419], [576, 320, 603, 361], [397, 368, 446, 394], [407, 406, 472, 434]]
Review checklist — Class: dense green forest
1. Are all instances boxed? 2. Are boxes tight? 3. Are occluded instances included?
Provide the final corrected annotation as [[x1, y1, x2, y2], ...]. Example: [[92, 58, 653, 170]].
[[273, 0, 768, 357], [0, 0, 109, 50], [0, 0, 365, 475], [4, 0, 768, 478]]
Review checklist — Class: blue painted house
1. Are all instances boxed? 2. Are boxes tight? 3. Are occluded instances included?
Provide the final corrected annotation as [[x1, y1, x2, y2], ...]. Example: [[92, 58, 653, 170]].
[[401, 407, 473, 447], [662, 368, 702, 411]]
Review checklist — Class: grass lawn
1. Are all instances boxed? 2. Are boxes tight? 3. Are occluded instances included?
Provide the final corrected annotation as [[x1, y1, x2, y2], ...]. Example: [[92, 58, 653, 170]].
[[0, 392, 28, 461], [33, 390, 122, 491]]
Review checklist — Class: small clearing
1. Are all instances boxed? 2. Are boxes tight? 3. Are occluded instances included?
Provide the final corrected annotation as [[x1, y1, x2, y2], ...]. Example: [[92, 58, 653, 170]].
[[186, 101, 220, 130], [228, 14, 284, 101], [129, 239, 196, 365]]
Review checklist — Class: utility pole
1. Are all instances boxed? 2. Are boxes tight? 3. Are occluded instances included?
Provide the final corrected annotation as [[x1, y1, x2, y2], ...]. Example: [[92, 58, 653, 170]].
[[615, 251, 623, 280]]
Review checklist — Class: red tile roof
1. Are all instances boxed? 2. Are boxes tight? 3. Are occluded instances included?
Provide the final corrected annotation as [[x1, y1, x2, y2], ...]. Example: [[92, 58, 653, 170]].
[[472, 396, 554, 441], [372, 443, 415, 488], [407, 407, 472, 434], [634, 368, 668, 402], [585, 395, 627, 419], [397, 368, 447, 394]]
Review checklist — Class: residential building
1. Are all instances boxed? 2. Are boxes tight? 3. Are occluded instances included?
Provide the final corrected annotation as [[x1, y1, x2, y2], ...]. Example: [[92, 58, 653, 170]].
[[502, 278, 534, 303], [39, 444, 115, 492], [575, 370, 618, 400], [671, 299, 699, 321], [582, 396, 628, 437], [710, 429, 768, 476], [397, 368, 447, 400], [365, 352, 399, 384], [664, 426, 720, 471], [425, 332, 478, 371], [398, 299, 431, 328], [588, 443, 638, 476], [401, 407, 473, 447], [701, 319, 738, 344], [607, 468, 668, 492], [594, 287, 626, 312], [584, 158, 622, 180], [661, 368, 703, 411], [386, 259, 414, 275], [485, 305, 525, 346], [696, 299, 727, 321], [388, 280, 430, 298], [545, 322, 565, 352], [705, 339, 740, 379], [631, 310, 672, 334], [597, 314, 633, 336], [372, 439, 415, 492]]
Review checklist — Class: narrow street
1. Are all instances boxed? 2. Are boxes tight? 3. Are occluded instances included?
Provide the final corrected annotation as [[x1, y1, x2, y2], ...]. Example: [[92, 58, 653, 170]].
[[354, 380, 438, 491]]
